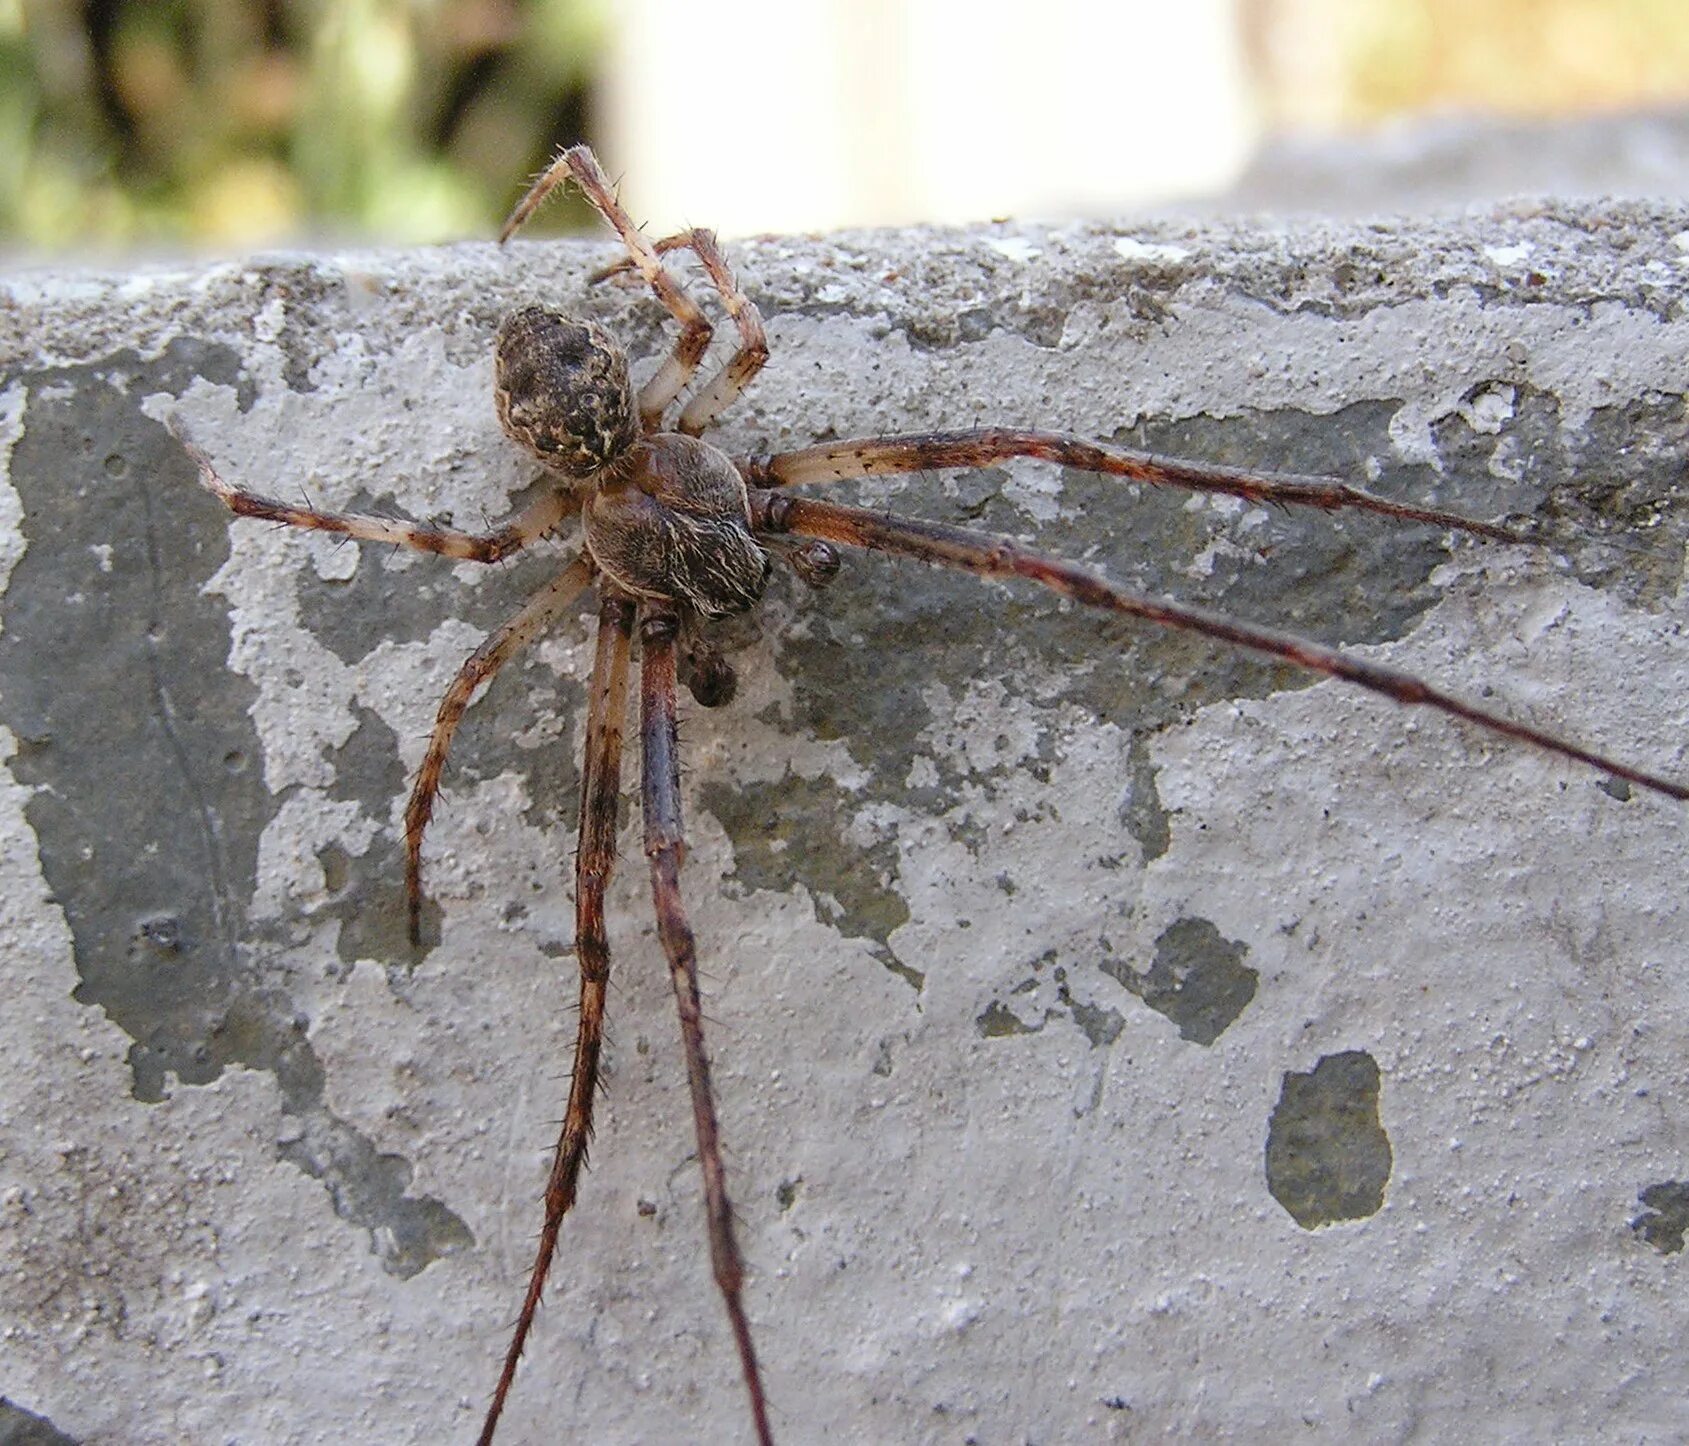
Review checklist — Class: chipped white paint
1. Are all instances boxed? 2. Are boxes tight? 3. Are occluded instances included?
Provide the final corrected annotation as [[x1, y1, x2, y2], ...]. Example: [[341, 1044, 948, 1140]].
[[1483, 241, 1534, 266], [985, 236, 1041, 265], [1112, 237, 1194, 264], [2, 212, 1688, 1444], [1455, 381, 1516, 435]]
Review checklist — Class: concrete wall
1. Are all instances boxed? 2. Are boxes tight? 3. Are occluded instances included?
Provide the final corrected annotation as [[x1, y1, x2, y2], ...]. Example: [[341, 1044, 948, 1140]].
[[1, 202, 1687, 1443]]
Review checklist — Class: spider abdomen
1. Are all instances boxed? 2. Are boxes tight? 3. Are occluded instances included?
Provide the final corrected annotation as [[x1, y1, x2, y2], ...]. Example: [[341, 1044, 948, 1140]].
[[585, 434, 770, 616], [494, 307, 638, 477]]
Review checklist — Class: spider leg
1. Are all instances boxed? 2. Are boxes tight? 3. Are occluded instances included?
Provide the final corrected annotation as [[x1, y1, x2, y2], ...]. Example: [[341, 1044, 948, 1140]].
[[671, 228, 769, 435], [593, 226, 769, 436], [404, 555, 596, 945], [639, 599, 774, 1446], [739, 429, 1536, 544], [752, 491, 1689, 802], [478, 589, 635, 1446], [179, 431, 572, 563], [587, 230, 695, 283], [500, 145, 714, 432]]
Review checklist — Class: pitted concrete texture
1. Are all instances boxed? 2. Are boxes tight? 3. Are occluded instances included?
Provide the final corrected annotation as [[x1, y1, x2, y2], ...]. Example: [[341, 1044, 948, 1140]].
[[1, 204, 1687, 1444]]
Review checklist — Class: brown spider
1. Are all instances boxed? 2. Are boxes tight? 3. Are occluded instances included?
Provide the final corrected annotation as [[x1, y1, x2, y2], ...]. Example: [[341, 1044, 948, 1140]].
[[173, 147, 1688, 1445]]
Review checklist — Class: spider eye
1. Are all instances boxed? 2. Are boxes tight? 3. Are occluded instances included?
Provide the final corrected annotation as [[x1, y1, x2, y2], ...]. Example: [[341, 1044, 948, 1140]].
[[495, 306, 637, 477]]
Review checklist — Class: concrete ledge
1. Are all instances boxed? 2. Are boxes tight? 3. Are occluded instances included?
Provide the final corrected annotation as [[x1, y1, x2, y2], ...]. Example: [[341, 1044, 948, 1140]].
[[2, 203, 1687, 1442]]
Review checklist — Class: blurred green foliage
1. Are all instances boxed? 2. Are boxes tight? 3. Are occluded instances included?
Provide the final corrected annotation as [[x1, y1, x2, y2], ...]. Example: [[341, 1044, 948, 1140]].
[[0, 0, 608, 250]]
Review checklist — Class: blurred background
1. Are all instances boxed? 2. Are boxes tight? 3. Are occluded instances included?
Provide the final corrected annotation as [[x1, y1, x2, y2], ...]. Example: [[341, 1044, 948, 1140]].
[[5, 0, 1689, 252]]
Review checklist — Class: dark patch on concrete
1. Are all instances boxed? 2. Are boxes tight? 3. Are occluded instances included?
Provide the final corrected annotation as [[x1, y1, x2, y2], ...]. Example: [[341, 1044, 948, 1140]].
[[765, 561, 945, 804], [319, 703, 416, 964], [752, 388, 1666, 990], [1102, 917, 1256, 1046], [1064, 988, 1125, 1049], [976, 954, 1121, 1046], [869, 1036, 896, 1076], [977, 998, 1041, 1038], [0, 348, 471, 1275], [294, 480, 572, 663], [1266, 1050, 1393, 1229], [494, 663, 588, 851], [1120, 733, 1170, 862], [317, 647, 587, 963], [297, 526, 472, 663], [1632, 1180, 1689, 1254], [699, 771, 919, 988], [325, 701, 409, 810], [1518, 391, 1688, 606], [765, 401, 1471, 807], [0, 1397, 80, 1446], [276, 1104, 474, 1277], [294, 525, 594, 932], [304, 548, 590, 961], [1049, 401, 1462, 716], [0, 344, 269, 1100]]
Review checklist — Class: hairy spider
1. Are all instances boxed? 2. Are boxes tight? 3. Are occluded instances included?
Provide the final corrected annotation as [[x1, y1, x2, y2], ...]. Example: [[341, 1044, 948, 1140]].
[[174, 147, 1687, 1444]]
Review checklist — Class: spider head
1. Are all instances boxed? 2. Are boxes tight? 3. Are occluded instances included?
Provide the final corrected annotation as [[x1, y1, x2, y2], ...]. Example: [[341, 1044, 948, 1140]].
[[494, 306, 638, 477]]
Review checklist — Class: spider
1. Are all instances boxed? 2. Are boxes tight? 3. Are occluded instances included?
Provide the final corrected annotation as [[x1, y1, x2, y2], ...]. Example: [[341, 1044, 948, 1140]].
[[172, 146, 1688, 1445]]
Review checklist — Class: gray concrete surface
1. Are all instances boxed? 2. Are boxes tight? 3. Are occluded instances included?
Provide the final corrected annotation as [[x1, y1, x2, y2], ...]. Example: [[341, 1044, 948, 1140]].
[[1, 203, 1687, 1444]]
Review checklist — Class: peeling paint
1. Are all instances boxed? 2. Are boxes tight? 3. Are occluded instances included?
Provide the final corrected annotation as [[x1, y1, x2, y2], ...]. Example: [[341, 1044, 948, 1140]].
[[1634, 1181, 1689, 1254], [1101, 916, 1256, 1046], [1265, 1050, 1393, 1229]]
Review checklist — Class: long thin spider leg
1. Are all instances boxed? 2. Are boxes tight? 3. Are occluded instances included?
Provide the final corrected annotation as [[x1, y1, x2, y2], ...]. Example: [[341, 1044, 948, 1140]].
[[639, 599, 774, 1446], [753, 492, 1689, 802], [404, 555, 596, 945], [613, 227, 769, 436], [499, 145, 713, 430], [740, 429, 1536, 544], [179, 431, 573, 563], [593, 227, 769, 433], [675, 230, 769, 435], [588, 230, 695, 283], [478, 588, 635, 1446]]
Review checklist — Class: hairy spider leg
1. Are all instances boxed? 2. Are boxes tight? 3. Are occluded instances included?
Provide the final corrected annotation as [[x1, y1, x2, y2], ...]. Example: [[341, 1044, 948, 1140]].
[[404, 555, 598, 944], [669, 228, 769, 436], [751, 491, 1689, 803], [587, 229, 696, 282], [639, 598, 774, 1446], [479, 590, 636, 1446], [591, 227, 770, 436], [740, 429, 1537, 544], [502, 147, 713, 431], [179, 433, 573, 563]]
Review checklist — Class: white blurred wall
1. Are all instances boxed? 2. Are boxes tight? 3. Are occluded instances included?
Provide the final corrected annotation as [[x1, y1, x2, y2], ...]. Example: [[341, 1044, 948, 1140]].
[[600, 0, 1259, 234]]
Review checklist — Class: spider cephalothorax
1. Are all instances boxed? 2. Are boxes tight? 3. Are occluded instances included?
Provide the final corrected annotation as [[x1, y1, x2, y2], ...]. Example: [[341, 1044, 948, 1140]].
[[581, 433, 771, 618], [177, 145, 1687, 1446]]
